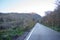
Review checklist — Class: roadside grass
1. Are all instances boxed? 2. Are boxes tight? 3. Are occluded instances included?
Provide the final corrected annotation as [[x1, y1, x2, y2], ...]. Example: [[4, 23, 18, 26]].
[[0, 22, 35, 40], [41, 23, 60, 32], [0, 27, 24, 40], [51, 26, 60, 32]]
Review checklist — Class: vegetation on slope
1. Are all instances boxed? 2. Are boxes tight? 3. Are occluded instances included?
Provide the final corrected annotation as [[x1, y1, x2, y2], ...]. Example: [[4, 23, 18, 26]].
[[0, 13, 41, 40]]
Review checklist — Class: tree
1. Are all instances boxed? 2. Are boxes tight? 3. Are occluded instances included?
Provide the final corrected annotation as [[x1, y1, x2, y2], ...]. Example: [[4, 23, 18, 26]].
[[41, 0, 60, 31]]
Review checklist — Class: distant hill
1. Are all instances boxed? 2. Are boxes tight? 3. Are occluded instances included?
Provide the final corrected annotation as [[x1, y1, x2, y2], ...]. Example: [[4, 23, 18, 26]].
[[0, 13, 41, 29]]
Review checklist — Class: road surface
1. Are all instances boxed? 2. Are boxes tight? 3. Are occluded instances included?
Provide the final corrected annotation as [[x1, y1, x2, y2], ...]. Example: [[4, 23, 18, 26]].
[[25, 23, 60, 40]]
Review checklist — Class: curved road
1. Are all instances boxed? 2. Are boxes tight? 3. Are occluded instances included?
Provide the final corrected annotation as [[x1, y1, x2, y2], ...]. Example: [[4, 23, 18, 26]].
[[25, 23, 60, 40]]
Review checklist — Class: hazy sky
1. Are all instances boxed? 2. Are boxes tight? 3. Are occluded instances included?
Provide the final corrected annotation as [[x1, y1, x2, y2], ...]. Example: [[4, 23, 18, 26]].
[[0, 0, 56, 16]]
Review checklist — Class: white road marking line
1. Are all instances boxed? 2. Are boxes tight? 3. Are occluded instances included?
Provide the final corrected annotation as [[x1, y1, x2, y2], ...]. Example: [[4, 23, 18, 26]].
[[25, 23, 38, 40], [26, 27, 35, 40]]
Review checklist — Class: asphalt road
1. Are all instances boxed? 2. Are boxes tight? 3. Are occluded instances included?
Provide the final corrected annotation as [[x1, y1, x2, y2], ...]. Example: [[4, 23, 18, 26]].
[[25, 23, 60, 40]]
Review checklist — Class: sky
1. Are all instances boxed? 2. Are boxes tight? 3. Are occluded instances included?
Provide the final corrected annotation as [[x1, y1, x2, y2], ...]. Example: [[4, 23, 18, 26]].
[[0, 0, 56, 16]]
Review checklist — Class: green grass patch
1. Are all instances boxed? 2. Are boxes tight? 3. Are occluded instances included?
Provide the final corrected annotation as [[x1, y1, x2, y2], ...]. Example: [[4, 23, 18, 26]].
[[0, 27, 24, 40], [41, 23, 60, 32], [0, 21, 35, 40]]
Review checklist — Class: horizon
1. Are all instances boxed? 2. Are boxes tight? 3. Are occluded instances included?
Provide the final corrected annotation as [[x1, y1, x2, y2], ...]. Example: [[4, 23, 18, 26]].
[[0, 0, 56, 16]]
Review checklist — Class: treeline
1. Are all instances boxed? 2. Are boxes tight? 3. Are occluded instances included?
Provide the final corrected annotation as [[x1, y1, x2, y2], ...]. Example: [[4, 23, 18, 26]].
[[41, 1, 60, 31]]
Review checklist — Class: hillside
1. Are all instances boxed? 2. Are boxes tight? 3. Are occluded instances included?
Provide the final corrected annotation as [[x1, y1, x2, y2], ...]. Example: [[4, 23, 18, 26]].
[[0, 13, 41, 29], [0, 13, 41, 40]]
